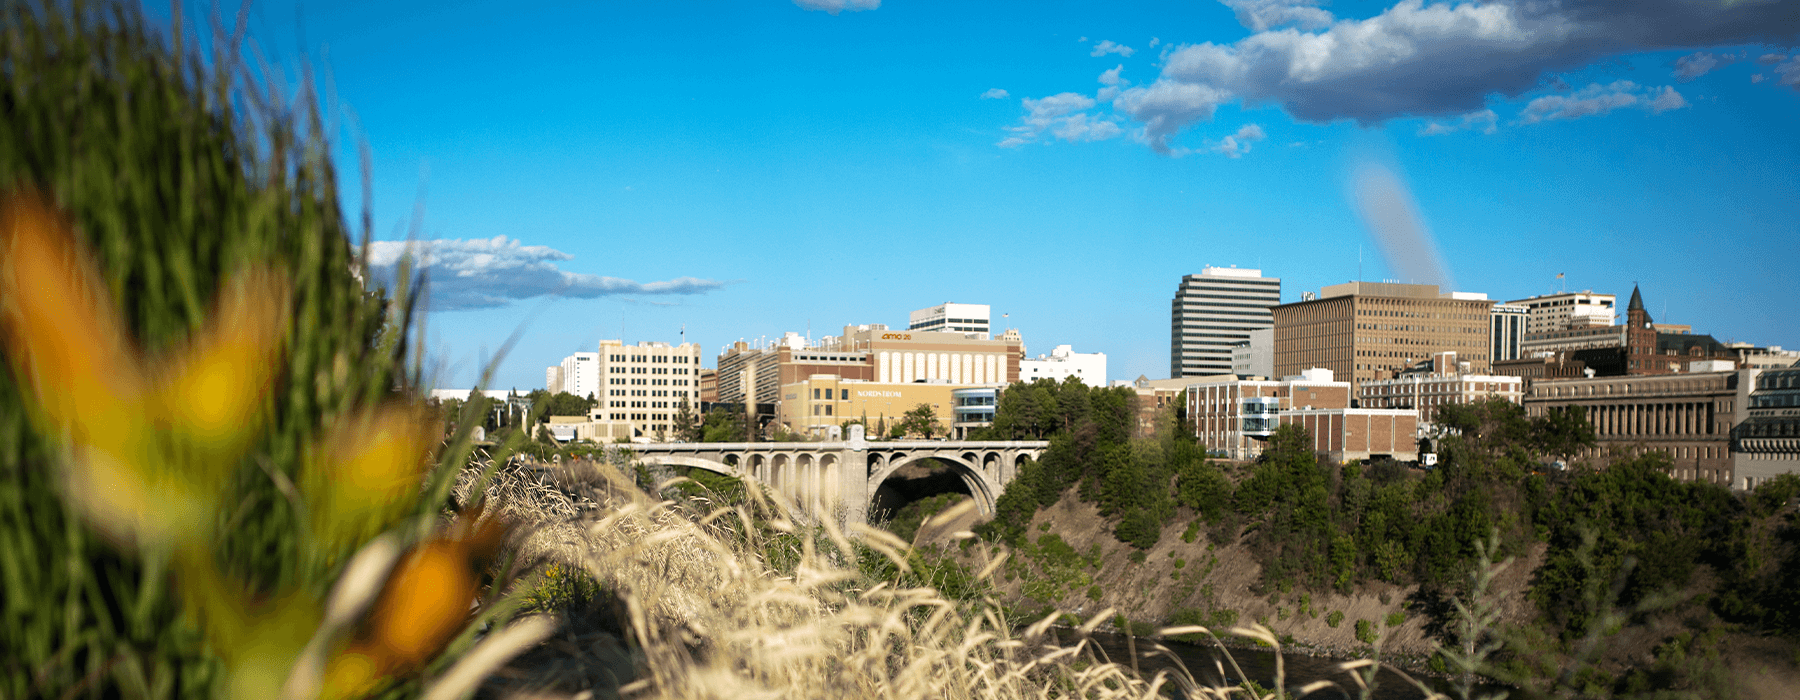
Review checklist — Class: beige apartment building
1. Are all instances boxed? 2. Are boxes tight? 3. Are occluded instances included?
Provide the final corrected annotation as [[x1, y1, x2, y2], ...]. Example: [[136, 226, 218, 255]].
[[593, 339, 704, 441], [1273, 282, 1494, 391]]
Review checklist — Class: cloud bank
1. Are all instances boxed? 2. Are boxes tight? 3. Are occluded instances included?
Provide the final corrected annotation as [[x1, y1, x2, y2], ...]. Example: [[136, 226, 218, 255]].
[[1005, 0, 1796, 153], [366, 237, 727, 311]]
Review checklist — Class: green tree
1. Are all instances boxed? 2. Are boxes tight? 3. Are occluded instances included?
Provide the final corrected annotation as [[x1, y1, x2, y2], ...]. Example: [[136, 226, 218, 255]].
[[1531, 405, 1596, 463], [673, 398, 700, 441], [897, 403, 941, 439], [541, 391, 594, 417], [699, 408, 747, 443]]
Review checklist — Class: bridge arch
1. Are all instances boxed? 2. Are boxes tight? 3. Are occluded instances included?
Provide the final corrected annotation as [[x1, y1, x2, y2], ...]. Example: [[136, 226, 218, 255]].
[[868, 452, 998, 517], [627, 454, 746, 481]]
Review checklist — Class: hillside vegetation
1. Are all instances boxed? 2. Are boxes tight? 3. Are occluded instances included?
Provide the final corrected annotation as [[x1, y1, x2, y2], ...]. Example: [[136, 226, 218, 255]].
[[959, 377, 1800, 699]]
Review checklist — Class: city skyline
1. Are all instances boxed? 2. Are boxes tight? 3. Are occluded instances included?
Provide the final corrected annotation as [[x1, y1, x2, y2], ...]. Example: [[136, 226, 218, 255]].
[[142, 0, 1799, 391]]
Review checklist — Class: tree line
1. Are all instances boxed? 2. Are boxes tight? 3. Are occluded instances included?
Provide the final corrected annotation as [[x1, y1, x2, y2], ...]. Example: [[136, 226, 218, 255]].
[[970, 378, 1800, 656]]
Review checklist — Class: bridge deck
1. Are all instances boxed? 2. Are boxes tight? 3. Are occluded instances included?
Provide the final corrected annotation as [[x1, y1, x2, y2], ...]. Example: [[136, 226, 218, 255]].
[[624, 440, 1049, 451]]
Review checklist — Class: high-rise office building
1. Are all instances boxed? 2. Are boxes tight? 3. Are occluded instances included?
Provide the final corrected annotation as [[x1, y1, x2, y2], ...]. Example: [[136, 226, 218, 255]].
[[1506, 291, 1616, 336], [552, 352, 600, 400], [1490, 303, 1527, 363], [1171, 267, 1281, 378], [1272, 282, 1494, 391], [908, 302, 991, 337]]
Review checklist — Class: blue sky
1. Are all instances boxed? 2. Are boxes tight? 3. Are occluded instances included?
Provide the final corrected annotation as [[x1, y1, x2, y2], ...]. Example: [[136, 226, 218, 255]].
[[154, 0, 1797, 391]]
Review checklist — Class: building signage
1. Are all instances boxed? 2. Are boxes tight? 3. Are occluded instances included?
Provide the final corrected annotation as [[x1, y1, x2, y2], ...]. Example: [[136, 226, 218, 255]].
[[880, 333, 913, 340], [856, 390, 904, 398]]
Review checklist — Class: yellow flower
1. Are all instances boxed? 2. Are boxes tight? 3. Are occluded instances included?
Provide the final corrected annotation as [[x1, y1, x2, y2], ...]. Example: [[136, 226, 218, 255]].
[[323, 511, 511, 698], [156, 266, 289, 467], [1, 190, 292, 547], [309, 403, 440, 552], [0, 190, 144, 453]]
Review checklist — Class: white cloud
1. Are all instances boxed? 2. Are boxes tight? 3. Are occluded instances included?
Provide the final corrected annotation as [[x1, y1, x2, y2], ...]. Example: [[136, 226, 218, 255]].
[[1751, 73, 1767, 83], [1648, 85, 1688, 112], [1518, 81, 1640, 123], [997, 92, 1126, 147], [981, 88, 1010, 99], [1212, 123, 1267, 158], [1038, 0, 1798, 153], [1417, 108, 1499, 135], [1149, 37, 1162, 47], [1776, 55, 1800, 89], [1674, 52, 1730, 81], [1024, 92, 1095, 121], [1097, 65, 1129, 100], [1518, 80, 1685, 123], [366, 237, 727, 311], [792, 0, 878, 15], [1112, 80, 1232, 153], [1221, 0, 1335, 32], [1757, 52, 1787, 65], [1090, 40, 1136, 58]]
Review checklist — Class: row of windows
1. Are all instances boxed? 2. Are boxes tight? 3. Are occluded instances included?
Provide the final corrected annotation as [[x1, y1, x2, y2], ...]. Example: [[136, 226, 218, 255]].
[[607, 354, 694, 364], [613, 366, 690, 375], [1175, 309, 1276, 317], [1175, 299, 1279, 309], [1174, 322, 1274, 331]]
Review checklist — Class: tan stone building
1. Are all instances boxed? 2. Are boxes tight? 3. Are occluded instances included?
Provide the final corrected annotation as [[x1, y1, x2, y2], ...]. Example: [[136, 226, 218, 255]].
[[715, 325, 1023, 407], [779, 376, 966, 439], [1272, 282, 1494, 392], [726, 324, 1025, 438], [1522, 369, 1749, 484]]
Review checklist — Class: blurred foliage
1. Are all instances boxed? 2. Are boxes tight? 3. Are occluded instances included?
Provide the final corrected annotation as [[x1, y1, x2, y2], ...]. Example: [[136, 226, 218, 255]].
[[0, 2, 529, 698]]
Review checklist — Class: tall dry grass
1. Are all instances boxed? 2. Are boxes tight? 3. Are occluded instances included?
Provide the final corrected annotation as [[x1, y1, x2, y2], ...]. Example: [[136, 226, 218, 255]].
[[469, 454, 1486, 700]]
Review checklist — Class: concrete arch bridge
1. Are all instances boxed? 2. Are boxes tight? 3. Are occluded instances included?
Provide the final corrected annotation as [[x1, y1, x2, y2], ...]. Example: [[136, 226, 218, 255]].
[[621, 433, 1048, 527]]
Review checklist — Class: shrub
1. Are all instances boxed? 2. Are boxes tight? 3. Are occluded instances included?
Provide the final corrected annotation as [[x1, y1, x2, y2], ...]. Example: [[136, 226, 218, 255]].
[[1182, 520, 1202, 543], [1086, 585, 1103, 601], [1386, 611, 1406, 628], [1327, 610, 1345, 628], [1355, 618, 1378, 644]]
